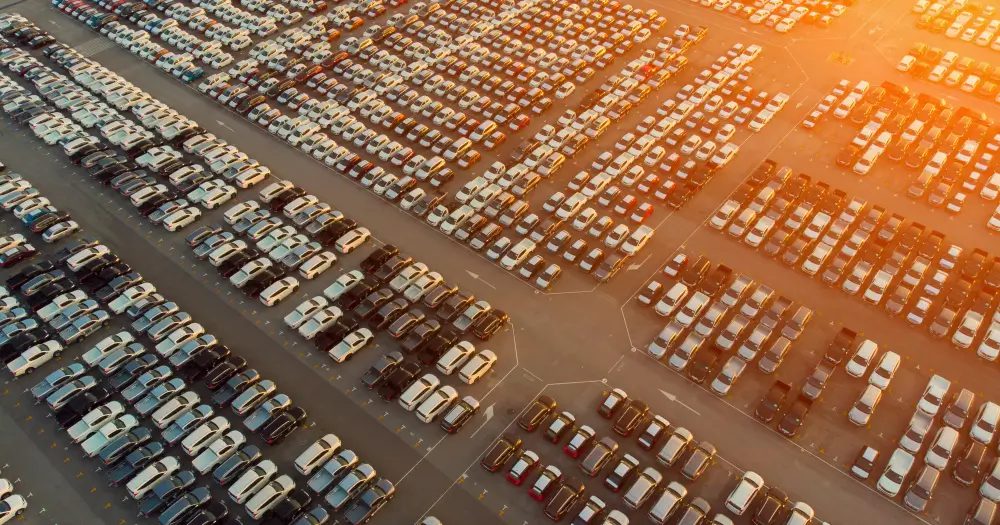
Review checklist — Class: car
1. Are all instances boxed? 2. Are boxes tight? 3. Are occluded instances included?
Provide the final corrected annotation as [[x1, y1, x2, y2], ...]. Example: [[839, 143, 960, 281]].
[[228, 459, 278, 503], [325, 463, 376, 511], [519, 395, 557, 431]]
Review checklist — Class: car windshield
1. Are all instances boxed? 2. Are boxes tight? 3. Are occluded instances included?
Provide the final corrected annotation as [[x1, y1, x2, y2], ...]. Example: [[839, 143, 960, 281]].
[[885, 470, 903, 484]]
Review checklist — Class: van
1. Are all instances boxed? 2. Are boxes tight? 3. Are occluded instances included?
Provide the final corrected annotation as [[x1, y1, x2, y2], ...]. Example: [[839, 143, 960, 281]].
[[500, 238, 536, 270]]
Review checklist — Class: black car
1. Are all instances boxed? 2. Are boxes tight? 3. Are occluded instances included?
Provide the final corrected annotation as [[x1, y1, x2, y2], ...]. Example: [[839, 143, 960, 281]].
[[212, 369, 260, 407], [80, 265, 129, 292], [184, 224, 223, 248], [436, 292, 474, 321], [377, 362, 422, 401], [416, 333, 456, 364], [360, 244, 398, 274], [400, 320, 442, 354], [471, 309, 507, 340], [107, 442, 164, 486], [138, 471, 197, 517], [182, 500, 229, 525], [95, 272, 143, 302], [6, 260, 54, 290], [266, 488, 312, 523], [360, 352, 403, 389], [157, 486, 211, 525], [314, 314, 361, 352], [260, 406, 307, 445], [54, 385, 113, 428], [243, 269, 284, 298], [29, 211, 71, 233], [372, 254, 412, 282], [109, 354, 159, 391], [354, 288, 395, 319], [25, 282, 72, 311], [203, 356, 248, 390], [0, 332, 44, 364], [212, 445, 262, 485], [178, 345, 231, 381], [336, 278, 377, 310], [370, 299, 409, 330]]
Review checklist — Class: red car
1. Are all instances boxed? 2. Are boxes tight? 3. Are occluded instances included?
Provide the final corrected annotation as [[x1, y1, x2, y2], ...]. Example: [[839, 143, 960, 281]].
[[509, 114, 531, 131], [389, 0, 407, 5], [505, 450, 539, 486]]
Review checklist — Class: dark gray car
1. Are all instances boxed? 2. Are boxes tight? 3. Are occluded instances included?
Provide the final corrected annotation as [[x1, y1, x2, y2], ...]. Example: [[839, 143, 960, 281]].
[[307, 449, 359, 494]]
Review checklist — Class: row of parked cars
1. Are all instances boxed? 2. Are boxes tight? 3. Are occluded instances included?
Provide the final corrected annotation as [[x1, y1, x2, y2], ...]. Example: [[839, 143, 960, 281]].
[[711, 157, 1000, 355], [0, 468, 28, 524], [696, 0, 850, 32], [483, 388, 821, 524], [913, 0, 1000, 52], [0, 20, 405, 523], [639, 254, 813, 403]]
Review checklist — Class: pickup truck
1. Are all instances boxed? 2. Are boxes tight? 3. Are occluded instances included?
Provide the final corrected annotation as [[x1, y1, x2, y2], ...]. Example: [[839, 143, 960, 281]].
[[824, 327, 857, 364], [777, 394, 814, 437], [754, 380, 791, 423], [377, 362, 421, 401], [699, 264, 732, 297], [686, 346, 722, 384]]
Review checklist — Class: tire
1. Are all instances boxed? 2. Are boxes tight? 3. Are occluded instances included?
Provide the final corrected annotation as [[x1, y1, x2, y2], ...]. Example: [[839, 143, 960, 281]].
[[25, 367, 34, 375]]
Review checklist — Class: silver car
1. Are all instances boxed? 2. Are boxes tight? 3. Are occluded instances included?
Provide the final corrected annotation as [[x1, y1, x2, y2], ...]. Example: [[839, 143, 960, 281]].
[[193, 430, 246, 474], [46, 375, 97, 410], [134, 378, 186, 416], [81, 414, 140, 457], [31, 363, 86, 400], [243, 394, 291, 432], [307, 449, 359, 493], [231, 379, 277, 415], [122, 365, 173, 402], [710, 357, 747, 396], [228, 459, 278, 504], [325, 463, 376, 510], [163, 405, 214, 445], [59, 310, 110, 344]]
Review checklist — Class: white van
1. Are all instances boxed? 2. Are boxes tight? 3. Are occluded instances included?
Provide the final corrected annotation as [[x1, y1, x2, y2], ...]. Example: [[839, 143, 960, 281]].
[[500, 238, 536, 270]]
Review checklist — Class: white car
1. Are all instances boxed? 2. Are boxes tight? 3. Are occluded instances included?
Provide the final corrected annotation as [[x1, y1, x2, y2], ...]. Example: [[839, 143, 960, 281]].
[[108, 283, 157, 314], [244, 474, 295, 519], [228, 459, 279, 503], [230, 258, 273, 288], [81, 332, 136, 367], [127, 457, 181, 499], [182, 416, 231, 456], [415, 385, 459, 423], [260, 277, 299, 306], [81, 415, 140, 457], [334, 227, 371, 253], [436, 341, 476, 374], [6, 340, 63, 376], [322, 270, 363, 302], [299, 251, 337, 280], [725, 471, 764, 515], [193, 430, 246, 474], [458, 350, 496, 384], [151, 391, 201, 428], [68, 401, 125, 443], [283, 296, 329, 329], [298, 307, 342, 340], [328, 328, 375, 363], [163, 207, 203, 231], [0, 494, 26, 522], [223, 200, 260, 225], [294, 434, 341, 475], [877, 448, 914, 497]]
